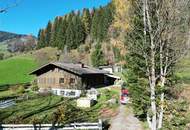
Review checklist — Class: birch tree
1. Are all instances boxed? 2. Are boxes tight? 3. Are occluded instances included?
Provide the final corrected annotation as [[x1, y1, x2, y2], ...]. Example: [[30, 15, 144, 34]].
[[126, 0, 190, 130]]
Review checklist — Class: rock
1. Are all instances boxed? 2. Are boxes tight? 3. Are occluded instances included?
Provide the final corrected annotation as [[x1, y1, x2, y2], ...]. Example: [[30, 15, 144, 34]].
[[107, 98, 117, 104], [77, 98, 94, 108]]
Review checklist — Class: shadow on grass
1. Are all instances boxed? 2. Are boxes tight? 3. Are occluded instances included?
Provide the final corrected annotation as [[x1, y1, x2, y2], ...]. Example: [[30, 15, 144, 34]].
[[0, 96, 62, 123], [0, 85, 10, 91], [0, 83, 30, 91], [21, 96, 64, 120]]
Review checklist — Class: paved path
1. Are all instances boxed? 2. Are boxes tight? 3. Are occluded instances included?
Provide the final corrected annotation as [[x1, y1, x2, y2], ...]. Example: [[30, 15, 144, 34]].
[[109, 105, 143, 130]]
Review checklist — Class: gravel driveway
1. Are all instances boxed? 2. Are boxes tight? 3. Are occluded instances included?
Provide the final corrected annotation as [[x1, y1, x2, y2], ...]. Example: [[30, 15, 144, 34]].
[[109, 105, 143, 130]]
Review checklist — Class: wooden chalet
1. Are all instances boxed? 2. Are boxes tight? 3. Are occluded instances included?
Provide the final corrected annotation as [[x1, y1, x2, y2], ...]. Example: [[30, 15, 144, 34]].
[[30, 62, 117, 97]]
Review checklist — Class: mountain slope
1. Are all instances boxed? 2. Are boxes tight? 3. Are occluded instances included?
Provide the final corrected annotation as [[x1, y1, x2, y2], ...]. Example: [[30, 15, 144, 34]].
[[0, 31, 26, 43], [0, 55, 37, 85], [0, 31, 37, 53]]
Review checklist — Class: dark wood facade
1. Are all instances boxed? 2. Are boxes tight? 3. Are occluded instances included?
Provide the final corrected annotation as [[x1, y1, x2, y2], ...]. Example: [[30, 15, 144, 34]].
[[31, 63, 110, 90], [37, 67, 83, 90]]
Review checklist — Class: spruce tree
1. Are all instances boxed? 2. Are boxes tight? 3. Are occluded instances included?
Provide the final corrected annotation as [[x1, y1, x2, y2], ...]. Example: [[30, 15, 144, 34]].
[[91, 43, 106, 67], [37, 29, 42, 49], [65, 21, 75, 50], [97, 8, 104, 41], [51, 17, 62, 47], [57, 17, 67, 50], [37, 29, 46, 48], [66, 11, 75, 23], [98, 6, 113, 42], [73, 15, 86, 47], [82, 8, 91, 35], [90, 9, 99, 41], [45, 21, 52, 46]]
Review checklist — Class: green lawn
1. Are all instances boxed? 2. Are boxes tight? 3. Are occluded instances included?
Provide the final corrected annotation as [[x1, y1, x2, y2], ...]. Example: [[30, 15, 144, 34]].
[[0, 93, 65, 123], [176, 53, 190, 84], [0, 55, 38, 85]]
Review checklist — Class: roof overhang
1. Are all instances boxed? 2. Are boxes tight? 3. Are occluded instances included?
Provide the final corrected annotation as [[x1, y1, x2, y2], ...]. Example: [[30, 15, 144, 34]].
[[105, 74, 121, 79]]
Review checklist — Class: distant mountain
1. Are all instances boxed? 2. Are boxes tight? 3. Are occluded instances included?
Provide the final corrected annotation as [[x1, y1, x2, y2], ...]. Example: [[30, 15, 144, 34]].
[[0, 31, 37, 52], [0, 31, 27, 43]]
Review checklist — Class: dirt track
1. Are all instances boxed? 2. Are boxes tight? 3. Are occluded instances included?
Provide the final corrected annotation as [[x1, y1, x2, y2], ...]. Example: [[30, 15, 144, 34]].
[[109, 105, 143, 130]]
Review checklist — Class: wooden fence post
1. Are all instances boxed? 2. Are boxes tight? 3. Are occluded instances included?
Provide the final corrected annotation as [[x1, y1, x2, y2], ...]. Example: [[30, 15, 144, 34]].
[[98, 119, 102, 130]]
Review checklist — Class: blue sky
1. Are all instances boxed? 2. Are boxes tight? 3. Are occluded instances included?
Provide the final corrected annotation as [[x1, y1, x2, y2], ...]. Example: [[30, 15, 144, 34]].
[[0, 0, 111, 36]]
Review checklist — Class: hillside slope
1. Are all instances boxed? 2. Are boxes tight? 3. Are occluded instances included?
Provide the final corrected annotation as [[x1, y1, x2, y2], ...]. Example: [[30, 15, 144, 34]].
[[0, 31, 26, 43], [0, 31, 37, 53], [0, 47, 60, 86], [0, 55, 37, 86]]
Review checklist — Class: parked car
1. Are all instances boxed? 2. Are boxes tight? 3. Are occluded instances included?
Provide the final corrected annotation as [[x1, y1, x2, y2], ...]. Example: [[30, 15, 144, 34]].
[[120, 88, 129, 104]]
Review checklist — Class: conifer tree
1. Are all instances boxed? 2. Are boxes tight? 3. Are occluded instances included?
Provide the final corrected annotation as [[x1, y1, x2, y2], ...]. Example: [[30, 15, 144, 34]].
[[37, 29, 46, 48], [97, 8, 104, 41], [55, 17, 63, 47], [45, 21, 52, 46], [65, 21, 75, 50], [51, 17, 62, 47], [57, 17, 67, 50], [91, 43, 106, 67], [37, 29, 42, 48], [66, 11, 75, 22], [90, 9, 99, 41], [82, 8, 91, 35], [73, 15, 86, 47]]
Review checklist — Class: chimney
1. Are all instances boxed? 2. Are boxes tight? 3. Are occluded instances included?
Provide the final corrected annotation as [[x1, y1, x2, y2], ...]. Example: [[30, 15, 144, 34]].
[[81, 63, 84, 68], [78, 62, 84, 68]]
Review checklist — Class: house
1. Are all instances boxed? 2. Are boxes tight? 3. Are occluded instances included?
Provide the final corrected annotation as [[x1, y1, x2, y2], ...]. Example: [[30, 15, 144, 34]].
[[99, 65, 123, 74], [30, 62, 117, 97]]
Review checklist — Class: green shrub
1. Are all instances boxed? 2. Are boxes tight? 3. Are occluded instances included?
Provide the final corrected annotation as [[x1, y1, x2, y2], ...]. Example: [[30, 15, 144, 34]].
[[17, 85, 25, 94], [30, 117, 42, 124], [9, 85, 18, 92], [31, 85, 39, 91], [0, 53, 4, 60]]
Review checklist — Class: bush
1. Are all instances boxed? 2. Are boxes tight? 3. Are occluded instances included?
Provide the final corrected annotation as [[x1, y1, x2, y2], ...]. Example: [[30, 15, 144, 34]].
[[30, 117, 42, 124], [31, 85, 39, 91], [10, 85, 18, 92], [17, 85, 25, 94], [0, 53, 4, 60]]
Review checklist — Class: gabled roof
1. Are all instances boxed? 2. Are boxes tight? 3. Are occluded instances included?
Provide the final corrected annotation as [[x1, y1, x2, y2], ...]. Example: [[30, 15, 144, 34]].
[[30, 62, 109, 76]]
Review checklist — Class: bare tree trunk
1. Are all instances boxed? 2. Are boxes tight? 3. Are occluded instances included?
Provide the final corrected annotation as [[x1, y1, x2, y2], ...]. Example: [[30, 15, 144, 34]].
[[158, 77, 165, 129], [149, 52, 157, 130], [128, 0, 190, 130], [147, 113, 152, 129], [145, 0, 157, 129], [157, 36, 165, 129], [143, 1, 154, 129]]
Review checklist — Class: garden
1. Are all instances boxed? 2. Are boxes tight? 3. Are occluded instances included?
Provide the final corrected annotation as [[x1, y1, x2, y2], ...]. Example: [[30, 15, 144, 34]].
[[0, 84, 120, 125]]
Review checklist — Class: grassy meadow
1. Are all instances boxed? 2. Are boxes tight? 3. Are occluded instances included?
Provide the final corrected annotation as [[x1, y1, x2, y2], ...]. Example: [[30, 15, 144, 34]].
[[176, 53, 190, 84], [0, 55, 38, 86]]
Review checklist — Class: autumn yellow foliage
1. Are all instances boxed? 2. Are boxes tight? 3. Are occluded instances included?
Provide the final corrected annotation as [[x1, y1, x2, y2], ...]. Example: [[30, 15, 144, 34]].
[[112, 0, 132, 31]]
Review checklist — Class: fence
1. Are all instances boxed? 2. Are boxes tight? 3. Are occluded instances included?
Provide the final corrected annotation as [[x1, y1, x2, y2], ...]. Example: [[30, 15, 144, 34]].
[[0, 120, 102, 130]]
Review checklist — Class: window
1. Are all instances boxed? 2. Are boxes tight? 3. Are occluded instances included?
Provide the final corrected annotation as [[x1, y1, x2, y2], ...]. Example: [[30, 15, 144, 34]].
[[47, 78, 51, 84], [52, 78, 56, 84], [70, 78, 75, 84], [44, 78, 46, 84], [53, 90, 57, 95], [59, 78, 64, 84], [65, 91, 76, 96], [60, 91, 65, 95]]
